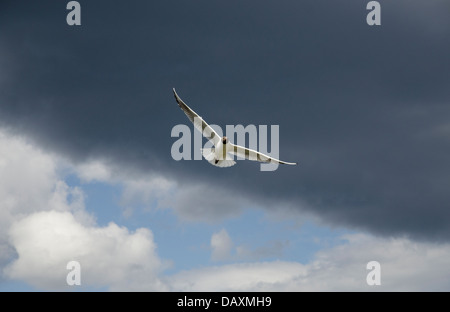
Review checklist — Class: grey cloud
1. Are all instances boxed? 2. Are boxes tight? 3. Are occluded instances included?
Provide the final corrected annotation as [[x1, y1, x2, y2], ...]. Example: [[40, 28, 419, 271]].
[[1, 1, 450, 240]]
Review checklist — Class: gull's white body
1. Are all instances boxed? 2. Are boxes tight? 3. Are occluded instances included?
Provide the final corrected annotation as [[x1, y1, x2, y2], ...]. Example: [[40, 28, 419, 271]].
[[173, 88, 297, 168], [201, 139, 237, 168]]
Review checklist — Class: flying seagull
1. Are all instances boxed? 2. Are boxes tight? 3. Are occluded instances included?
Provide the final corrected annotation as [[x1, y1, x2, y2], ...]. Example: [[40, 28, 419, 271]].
[[173, 88, 297, 168]]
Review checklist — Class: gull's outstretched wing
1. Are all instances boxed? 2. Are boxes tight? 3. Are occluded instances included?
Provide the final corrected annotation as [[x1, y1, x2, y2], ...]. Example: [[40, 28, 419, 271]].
[[173, 88, 221, 146], [229, 143, 297, 165]]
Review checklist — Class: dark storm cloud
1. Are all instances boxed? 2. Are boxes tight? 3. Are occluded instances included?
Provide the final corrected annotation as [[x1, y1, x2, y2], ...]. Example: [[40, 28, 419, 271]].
[[1, 1, 450, 240]]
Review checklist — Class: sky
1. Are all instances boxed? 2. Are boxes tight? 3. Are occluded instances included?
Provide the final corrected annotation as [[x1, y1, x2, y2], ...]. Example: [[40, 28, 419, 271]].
[[0, 0, 450, 291]]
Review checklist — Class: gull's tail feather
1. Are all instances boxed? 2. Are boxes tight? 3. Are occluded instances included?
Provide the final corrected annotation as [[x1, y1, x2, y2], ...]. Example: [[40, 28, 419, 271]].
[[201, 148, 236, 168], [211, 159, 236, 168]]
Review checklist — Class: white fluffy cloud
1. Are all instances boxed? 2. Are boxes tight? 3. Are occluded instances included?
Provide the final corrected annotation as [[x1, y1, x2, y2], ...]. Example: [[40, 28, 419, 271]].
[[169, 261, 306, 291], [0, 131, 58, 216], [0, 130, 166, 290], [211, 229, 233, 261], [171, 234, 450, 291], [76, 160, 113, 183], [5, 210, 166, 291], [0, 131, 61, 273]]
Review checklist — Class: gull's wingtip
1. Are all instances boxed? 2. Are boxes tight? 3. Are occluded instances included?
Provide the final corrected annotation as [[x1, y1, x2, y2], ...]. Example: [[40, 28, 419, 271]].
[[277, 160, 298, 166], [172, 88, 180, 102]]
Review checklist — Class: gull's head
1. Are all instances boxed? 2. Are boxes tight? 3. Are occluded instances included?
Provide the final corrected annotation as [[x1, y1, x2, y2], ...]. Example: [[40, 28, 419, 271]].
[[222, 136, 228, 144]]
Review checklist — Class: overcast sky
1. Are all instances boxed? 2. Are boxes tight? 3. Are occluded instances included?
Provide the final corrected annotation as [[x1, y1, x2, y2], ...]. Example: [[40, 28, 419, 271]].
[[1, 0, 450, 291]]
